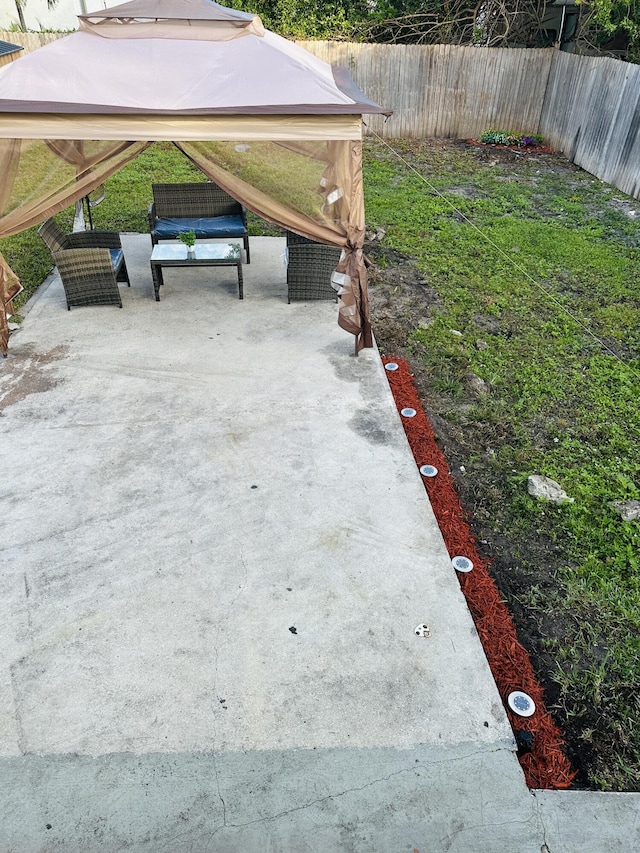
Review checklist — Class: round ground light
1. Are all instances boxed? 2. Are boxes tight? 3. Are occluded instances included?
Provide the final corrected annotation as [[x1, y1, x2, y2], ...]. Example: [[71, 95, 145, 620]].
[[451, 555, 473, 573], [508, 691, 536, 717], [400, 407, 416, 418], [419, 464, 438, 478], [385, 362, 399, 371]]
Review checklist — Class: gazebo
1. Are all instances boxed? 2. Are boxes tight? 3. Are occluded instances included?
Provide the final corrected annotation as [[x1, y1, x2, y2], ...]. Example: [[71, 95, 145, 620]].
[[0, 0, 389, 355]]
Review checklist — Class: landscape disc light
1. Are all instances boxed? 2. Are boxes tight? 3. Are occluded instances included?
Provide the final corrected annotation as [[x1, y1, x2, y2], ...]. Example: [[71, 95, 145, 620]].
[[401, 408, 416, 418], [452, 555, 473, 572], [385, 362, 399, 371], [507, 691, 536, 717], [420, 464, 438, 478]]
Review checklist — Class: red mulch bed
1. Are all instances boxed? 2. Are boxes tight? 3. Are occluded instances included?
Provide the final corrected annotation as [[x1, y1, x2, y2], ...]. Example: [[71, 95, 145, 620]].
[[466, 138, 557, 154], [383, 356, 575, 790]]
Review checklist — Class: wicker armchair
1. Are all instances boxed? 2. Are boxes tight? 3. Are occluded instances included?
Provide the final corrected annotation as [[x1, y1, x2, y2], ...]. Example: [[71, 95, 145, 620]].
[[285, 231, 341, 303], [54, 249, 123, 310], [38, 218, 130, 286]]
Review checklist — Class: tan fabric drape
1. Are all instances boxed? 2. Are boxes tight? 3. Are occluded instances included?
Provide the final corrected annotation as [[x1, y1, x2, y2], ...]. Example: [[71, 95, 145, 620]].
[[0, 139, 21, 215], [0, 134, 371, 353], [0, 138, 149, 355], [0, 139, 149, 237], [177, 139, 371, 349], [1, 251, 21, 356], [44, 139, 138, 170]]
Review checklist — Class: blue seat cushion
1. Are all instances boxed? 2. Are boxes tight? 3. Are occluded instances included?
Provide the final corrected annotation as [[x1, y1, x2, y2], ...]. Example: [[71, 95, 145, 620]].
[[153, 216, 247, 240], [109, 248, 124, 270]]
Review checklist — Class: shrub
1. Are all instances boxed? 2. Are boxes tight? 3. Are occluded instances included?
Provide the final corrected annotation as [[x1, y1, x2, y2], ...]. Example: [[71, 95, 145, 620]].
[[480, 129, 544, 147]]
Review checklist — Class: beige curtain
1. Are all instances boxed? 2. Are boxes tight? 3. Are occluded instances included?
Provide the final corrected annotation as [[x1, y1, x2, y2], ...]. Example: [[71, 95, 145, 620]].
[[0, 139, 149, 237], [177, 139, 371, 349], [1, 252, 21, 356], [1, 135, 371, 354], [0, 139, 149, 353]]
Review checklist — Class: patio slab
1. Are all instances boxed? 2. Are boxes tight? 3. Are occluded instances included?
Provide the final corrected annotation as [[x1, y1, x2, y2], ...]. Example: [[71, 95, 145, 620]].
[[1, 235, 638, 851]]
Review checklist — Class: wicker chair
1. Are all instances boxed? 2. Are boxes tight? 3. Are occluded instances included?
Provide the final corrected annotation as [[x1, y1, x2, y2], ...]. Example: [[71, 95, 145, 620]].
[[285, 231, 341, 303], [38, 218, 130, 286], [54, 249, 123, 310]]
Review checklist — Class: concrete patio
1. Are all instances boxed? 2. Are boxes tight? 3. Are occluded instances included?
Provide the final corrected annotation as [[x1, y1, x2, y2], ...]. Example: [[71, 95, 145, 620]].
[[0, 235, 638, 851]]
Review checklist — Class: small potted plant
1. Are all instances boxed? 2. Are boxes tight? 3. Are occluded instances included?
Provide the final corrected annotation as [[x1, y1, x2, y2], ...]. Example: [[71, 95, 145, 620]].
[[178, 230, 196, 258]]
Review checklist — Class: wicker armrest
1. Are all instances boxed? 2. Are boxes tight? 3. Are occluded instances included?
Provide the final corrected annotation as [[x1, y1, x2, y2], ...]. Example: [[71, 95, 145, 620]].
[[65, 230, 123, 250]]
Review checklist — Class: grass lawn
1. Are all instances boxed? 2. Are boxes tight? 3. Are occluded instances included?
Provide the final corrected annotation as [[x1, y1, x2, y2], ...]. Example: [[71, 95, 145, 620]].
[[2, 137, 638, 790], [364, 137, 640, 791]]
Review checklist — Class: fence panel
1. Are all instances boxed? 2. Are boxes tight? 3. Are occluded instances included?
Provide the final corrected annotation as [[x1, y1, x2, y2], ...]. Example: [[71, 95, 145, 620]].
[[541, 51, 640, 199], [300, 41, 553, 140], [0, 31, 61, 52]]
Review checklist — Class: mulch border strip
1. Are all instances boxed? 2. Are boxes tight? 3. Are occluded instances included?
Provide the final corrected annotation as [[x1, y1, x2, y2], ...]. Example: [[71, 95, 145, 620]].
[[383, 356, 575, 789], [466, 138, 556, 154]]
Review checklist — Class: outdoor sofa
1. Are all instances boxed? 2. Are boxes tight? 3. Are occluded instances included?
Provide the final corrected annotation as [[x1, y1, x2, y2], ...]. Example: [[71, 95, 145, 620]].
[[148, 182, 251, 263]]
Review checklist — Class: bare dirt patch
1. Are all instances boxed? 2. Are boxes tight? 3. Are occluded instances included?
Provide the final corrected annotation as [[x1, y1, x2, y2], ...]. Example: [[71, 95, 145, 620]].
[[0, 344, 67, 414]]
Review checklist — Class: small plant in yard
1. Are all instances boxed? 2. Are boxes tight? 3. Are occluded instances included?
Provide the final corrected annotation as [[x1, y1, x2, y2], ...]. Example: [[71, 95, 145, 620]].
[[480, 129, 545, 147]]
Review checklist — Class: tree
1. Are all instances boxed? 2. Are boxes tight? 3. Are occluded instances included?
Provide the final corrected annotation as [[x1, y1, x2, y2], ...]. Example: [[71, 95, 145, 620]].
[[13, 0, 58, 33], [227, 0, 640, 61], [579, 0, 640, 61]]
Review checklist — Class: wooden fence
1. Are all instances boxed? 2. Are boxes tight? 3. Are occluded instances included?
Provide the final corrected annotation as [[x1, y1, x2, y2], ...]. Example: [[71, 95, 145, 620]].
[[302, 41, 640, 201], [300, 41, 555, 141], [0, 31, 62, 52], [541, 51, 640, 200], [2, 31, 639, 200]]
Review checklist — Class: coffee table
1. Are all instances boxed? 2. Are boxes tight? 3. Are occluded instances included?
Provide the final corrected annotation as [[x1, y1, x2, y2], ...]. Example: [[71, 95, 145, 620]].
[[150, 243, 243, 301]]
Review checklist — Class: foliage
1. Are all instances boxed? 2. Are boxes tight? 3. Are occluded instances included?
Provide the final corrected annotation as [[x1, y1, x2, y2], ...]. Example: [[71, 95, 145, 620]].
[[7, 0, 640, 60], [12, 0, 58, 33], [225, 0, 640, 61], [582, 0, 640, 61], [480, 129, 545, 147], [227, 0, 382, 39], [178, 230, 196, 247]]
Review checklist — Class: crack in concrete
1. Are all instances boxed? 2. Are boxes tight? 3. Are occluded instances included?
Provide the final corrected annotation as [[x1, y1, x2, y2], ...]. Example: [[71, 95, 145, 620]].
[[23, 572, 35, 654], [531, 792, 555, 853], [438, 812, 540, 849], [9, 663, 28, 755], [205, 763, 423, 839]]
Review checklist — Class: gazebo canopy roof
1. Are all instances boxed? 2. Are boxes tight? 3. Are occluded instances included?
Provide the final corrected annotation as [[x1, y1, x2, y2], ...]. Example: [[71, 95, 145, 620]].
[[0, 0, 388, 117], [79, 0, 256, 23]]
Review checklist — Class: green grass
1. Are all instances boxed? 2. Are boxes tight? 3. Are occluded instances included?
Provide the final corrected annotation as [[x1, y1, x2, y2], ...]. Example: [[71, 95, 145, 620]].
[[364, 138, 640, 790]]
